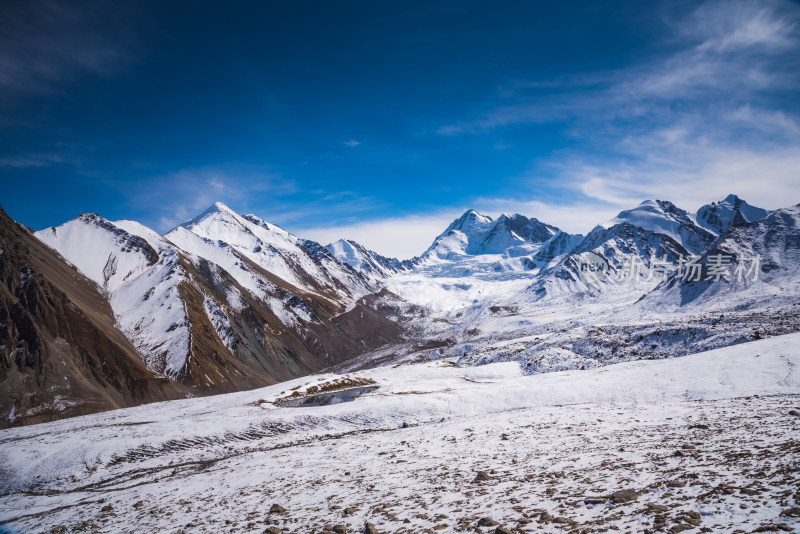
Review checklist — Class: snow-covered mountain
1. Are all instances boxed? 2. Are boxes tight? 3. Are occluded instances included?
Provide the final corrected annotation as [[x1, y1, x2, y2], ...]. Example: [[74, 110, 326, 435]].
[[522, 201, 711, 300], [528, 230, 584, 267], [166, 202, 371, 300], [36, 214, 193, 378], [602, 199, 716, 254], [0, 208, 181, 426], [423, 210, 559, 260], [4, 195, 800, 534], [325, 238, 418, 279], [5, 194, 798, 427], [696, 193, 770, 234], [638, 203, 800, 310], [25, 203, 407, 422]]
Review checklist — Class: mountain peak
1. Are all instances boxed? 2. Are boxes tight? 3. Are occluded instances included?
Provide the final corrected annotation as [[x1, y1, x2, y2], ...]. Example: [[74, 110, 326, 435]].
[[697, 195, 769, 234], [453, 209, 492, 225], [176, 201, 245, 232], [600, 199, 714, 253], [205, 201, 237, 217], [424, 210, 558, 258]]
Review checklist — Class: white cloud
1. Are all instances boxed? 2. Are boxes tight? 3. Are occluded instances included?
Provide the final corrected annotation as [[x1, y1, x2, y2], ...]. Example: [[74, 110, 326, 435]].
[[429, 0, 800, 228], [296, 211, 460, 259], [686, 0, 797, 52], [545, 145, 800, 216], [343, 139, 361, 147], [437, 0, 799, 135]]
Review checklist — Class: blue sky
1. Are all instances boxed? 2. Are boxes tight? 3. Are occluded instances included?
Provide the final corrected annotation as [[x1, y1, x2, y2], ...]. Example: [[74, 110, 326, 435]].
[[1, 0, 799, 257]]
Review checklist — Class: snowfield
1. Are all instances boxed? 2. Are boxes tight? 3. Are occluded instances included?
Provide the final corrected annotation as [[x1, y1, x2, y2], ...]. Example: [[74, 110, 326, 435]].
[[1, 334, 799, 533]]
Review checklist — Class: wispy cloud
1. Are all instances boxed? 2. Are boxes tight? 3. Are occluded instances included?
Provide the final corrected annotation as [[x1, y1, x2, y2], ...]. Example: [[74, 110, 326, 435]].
[[343, 139, 361, 147], [269, 190, 386, 227], [0, 1, 135, 103], [0, 152, 65, 168], [297, 0, 800, 256], [435, 0, 800, 214], [441, 2, 799, 135], [115, 164, 295, 231]]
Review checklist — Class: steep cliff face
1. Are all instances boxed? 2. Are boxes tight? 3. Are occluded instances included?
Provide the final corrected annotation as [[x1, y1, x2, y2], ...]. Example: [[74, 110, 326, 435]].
[[0, 208, 182, 428]]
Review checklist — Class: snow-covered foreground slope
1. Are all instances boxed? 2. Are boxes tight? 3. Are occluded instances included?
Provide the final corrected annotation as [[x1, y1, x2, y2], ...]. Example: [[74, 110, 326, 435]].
[[1, 334, 799, 533]]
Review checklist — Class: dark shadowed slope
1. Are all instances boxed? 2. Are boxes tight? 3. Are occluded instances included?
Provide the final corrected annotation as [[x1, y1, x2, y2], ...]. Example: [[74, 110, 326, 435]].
[[0, 207, 182, 428]]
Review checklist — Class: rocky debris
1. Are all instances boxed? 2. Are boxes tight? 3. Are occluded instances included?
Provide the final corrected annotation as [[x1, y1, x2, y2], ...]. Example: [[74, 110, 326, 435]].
[[363, 522, 379, 534], [753, 524, 794, 532], [401, 422, 409, 428], [472, 471, 492, 482], [788, 410, 799, 417], [584, 497, 608, 505], [100, 504, 113, 513], [269, 504, 286, 514], [646, 503, 669, 513], [609, 489, 638, 503], [675, 510, 702, 527], [477, 517, 499, 527], [133, 501, 143, 510], [666, 480, 686, 488], [5, 384, 800, 534], [264, 527, 282, 534], [494, 527, 513, 534], [780, 507, 800, 518]]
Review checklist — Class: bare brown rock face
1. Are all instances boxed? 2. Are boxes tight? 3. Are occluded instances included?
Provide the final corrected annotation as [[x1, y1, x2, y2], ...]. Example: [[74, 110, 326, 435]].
[[0, 207, 182, 427], [0, 207, 408, 427]]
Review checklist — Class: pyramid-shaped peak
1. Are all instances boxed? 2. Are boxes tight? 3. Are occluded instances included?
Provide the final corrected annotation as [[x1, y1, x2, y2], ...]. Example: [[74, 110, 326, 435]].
[[182, 201, 243, 226], [204, 201, 238, 216]]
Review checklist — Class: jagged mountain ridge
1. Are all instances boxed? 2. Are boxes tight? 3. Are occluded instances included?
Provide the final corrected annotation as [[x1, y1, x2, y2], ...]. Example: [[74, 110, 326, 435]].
[[522, 197, 771, 300], [167, 202, 373, 300], [696, 194, 770, 235], [325, 239, 419, 279], [4, 194, 789, 427], [423, 210, 560, 260], [18, 205, 408, 427], [636, 203, 800, 310]]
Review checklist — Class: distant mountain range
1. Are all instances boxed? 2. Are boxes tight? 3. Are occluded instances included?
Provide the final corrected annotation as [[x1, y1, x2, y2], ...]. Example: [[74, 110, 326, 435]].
[[2, 194, 797, 427]]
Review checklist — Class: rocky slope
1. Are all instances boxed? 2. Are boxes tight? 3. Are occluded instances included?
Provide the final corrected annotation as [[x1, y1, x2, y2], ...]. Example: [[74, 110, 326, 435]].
[[0, 208, 181, 427], [8, 204, 408, 427]]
